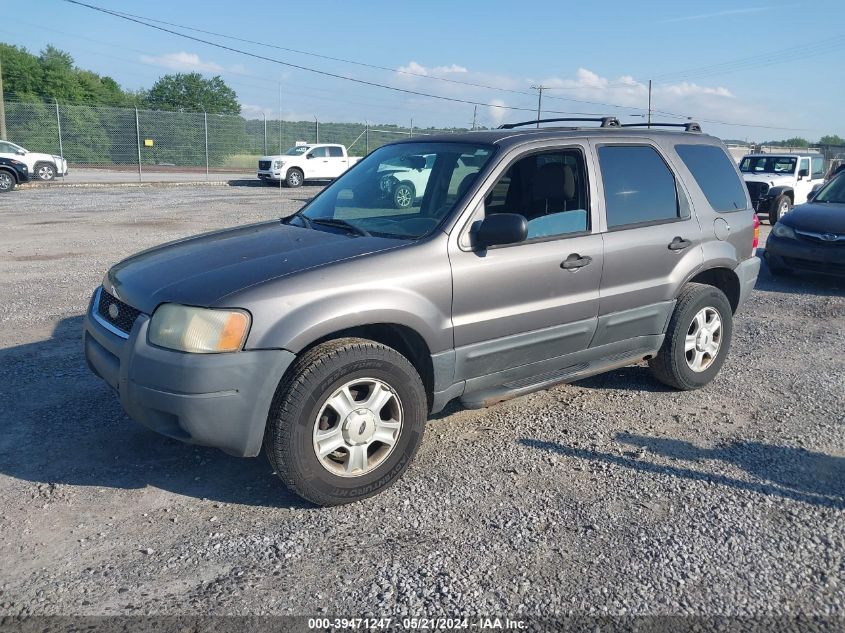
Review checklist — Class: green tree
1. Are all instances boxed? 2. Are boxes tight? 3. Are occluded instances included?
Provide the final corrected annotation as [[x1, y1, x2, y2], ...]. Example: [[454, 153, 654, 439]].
[[144, 73, 240, 115], [819, 134, 845, 146]]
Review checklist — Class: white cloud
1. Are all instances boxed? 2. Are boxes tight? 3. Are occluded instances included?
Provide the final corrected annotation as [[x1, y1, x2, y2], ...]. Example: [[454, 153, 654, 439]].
[[240, 103, 319, 122], [487, 99, 508, 126], [139, 52, 224, 74], [397, 61, 468, 76]]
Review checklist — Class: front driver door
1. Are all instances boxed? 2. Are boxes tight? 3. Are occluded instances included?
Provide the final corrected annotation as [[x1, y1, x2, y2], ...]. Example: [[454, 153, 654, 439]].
[[448, 143, 603, 389]]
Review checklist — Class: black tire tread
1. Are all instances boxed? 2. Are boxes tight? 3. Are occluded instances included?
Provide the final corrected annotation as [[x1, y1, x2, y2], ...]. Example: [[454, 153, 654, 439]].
[[648, 283, 732, 391], [263, 337, 424, 506]]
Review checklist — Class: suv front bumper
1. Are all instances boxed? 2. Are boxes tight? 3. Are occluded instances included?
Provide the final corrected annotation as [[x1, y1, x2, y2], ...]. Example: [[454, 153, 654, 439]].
[[83, 292, 295, 457]]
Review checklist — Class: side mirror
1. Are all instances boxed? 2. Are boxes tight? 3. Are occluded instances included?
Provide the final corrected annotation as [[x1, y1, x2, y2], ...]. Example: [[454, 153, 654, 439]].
[[16, 149, 26, 156], [475, 213, 528, 249], [798, 168, 809, 179], [306, 153, 314, 159]]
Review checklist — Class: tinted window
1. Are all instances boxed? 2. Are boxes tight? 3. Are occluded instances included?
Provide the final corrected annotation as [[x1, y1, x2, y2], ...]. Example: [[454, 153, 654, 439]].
[[309, 147, 329, 158], [598, 146, 678, 228], [799, 158, 810, 176], [328, 146, 344, 158], [676, 144, 748, 212], [485, 149, 590, 239], [812, 156, 824, 179]]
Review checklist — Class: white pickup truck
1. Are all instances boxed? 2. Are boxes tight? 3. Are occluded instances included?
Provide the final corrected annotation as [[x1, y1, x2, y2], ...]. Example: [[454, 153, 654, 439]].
[[257, 143, 361, 188]]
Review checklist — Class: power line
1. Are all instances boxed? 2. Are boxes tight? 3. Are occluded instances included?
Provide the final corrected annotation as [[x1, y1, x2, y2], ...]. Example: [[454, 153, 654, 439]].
[[59, 0, 819, 132]]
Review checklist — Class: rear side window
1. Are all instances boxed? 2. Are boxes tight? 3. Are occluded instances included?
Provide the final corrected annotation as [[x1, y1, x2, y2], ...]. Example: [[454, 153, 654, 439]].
[[328, 146, 344, 158], [675, 144, 748, 212], [598, 145, 679, 228]]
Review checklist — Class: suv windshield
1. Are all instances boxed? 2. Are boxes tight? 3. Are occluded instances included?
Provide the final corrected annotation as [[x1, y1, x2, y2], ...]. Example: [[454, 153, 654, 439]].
[[292, 142, 494, 239], [813, 174, 845, 204], [284, 146, 310, 156], [739, 156, 797, 174]]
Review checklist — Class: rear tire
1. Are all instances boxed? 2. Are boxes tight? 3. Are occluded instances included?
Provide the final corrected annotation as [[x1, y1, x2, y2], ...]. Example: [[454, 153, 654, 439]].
[[769, 195, 790, 224], [285, 169, 304, 188], [264, 338, 427, 506], [0, 171, 15, 193], [649, 283, 733, 390]]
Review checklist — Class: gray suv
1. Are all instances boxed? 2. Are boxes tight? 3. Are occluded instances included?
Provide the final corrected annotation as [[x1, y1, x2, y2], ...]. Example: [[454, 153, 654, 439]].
[[83, 118, 760, 506]]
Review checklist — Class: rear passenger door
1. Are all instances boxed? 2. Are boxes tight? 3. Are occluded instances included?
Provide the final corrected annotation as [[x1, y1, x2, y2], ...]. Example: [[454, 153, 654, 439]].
[[591, 142, 703, 347], [326, 145, 349, 178]]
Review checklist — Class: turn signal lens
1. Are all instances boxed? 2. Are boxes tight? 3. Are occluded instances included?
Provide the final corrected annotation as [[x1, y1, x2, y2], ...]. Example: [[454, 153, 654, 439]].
[[149, 304, 251, 353]]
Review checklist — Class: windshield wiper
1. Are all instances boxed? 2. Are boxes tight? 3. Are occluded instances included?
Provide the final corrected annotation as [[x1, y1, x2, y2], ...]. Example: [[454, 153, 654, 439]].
[[311, 218, 371, 237], [284, 211, 313, 229]]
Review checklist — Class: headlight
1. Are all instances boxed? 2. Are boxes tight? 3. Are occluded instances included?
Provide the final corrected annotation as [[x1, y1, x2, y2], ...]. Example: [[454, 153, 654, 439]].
[[274, 160, 285, 169], [772, 223, 796, 239], [148, 304, 251, 353]]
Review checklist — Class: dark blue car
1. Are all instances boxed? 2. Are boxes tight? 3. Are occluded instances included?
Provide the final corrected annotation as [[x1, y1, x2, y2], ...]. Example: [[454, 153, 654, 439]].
[[0, 156, 30, 192]]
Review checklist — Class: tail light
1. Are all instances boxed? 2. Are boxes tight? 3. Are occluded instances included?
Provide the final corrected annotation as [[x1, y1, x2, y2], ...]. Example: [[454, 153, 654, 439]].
[[752, 213, 760, 255]]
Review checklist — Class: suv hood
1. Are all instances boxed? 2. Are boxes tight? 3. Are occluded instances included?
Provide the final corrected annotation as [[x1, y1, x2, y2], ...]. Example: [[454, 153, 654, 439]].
[[742, 173, 793, 187], [105, 221, 405, 314]]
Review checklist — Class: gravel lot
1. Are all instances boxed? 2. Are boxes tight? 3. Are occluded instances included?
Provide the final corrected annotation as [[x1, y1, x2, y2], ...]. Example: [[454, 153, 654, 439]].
[[0, 185, 842, 620]]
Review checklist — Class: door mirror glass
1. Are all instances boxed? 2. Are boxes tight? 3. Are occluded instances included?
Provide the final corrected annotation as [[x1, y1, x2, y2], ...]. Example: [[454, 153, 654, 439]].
[[16, 149, 26, 156], [475, 213, 528, 249], [798, 168, 809, 178], [306, 153, 315, 159]]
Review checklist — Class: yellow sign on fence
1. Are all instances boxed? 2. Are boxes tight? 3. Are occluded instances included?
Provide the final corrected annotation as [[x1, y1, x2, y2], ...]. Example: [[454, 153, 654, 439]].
[[144, 139, 154, 147]]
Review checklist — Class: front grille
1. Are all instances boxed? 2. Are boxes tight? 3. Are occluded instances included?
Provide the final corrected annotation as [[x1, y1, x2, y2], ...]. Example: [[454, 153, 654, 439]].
[[795, 229, 845, 247], [258, 160, 271, 170], [97, 288, 142, 335], [783, 257, 845, 276], [744, 181, 768, 202]]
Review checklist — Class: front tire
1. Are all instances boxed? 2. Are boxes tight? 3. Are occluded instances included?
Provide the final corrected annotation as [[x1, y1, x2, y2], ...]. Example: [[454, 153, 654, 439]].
[[0, 171, 15, 193], [649, 283, 733, 390], [769, 195, 790, 224], [285, 169, 304, 188], [393, 182, 415, 209], [264, 338, 427, 506], [35, 162, 56, 181]]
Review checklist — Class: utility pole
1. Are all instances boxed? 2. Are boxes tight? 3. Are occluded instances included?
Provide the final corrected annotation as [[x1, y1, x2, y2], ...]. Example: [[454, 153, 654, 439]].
[[647, 80, 652, 128], [530, 85, 546, 127], [471, 105, 477, 131], [409, 118, 414, 137], [0, 56, 7, 140]]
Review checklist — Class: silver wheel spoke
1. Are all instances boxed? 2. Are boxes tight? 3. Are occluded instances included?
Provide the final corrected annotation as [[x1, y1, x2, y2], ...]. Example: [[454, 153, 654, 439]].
[[693, 311, 706, 332], [326, 386, 357, 420], [684, 333, 697, 352], [345, 444, 368, 474], [371, 420, 400, 447], [315, 427, 345, 457], [364, 382, 393, 414]]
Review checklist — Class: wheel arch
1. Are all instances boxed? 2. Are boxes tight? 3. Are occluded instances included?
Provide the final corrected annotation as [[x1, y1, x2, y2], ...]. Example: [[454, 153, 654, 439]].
[[0, 166, 19, 183], [687, 267, 741, 313], [290, 323, 435, 409]]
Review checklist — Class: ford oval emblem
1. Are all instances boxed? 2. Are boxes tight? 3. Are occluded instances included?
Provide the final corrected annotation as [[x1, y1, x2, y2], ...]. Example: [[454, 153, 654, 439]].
[[108, 303, 120, 320]]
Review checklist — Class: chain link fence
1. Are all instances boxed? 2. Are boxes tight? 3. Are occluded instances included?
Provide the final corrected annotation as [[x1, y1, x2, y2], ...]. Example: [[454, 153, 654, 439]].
[[1, 100, 464, 179]]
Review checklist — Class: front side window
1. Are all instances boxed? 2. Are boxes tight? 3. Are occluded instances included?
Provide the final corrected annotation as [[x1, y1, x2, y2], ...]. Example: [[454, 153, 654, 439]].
[[0, 142, 19, 153], [675, 144, 748, 212], [292, 142, 493, 240], [799, 158, 810, 176], [484, 149, 590, 239], [598, 145, 679, 228], [309, 147, 329, 159]]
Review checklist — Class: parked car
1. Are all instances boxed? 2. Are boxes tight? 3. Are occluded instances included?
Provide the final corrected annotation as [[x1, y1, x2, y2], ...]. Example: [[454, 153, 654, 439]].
[[84, 117, 760, 506], [257, 143, 361, 188], [766, 173, 845, 277], [0, 140, 67, 181], [739, 153, 825, 224], [0, 156, 31, 192]]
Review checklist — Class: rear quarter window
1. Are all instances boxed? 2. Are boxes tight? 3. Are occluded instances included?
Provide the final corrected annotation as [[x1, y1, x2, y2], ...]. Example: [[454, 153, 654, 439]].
[[676, 144, 748, 212]]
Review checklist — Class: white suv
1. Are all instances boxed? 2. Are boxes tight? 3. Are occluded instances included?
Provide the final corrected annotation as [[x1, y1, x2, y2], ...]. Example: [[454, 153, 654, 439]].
[[739, 153, 825, 223], [0, 140, 68, 181]]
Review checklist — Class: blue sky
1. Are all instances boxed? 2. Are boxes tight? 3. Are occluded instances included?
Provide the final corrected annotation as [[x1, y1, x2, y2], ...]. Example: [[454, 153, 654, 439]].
[[3, 0, 843, 141]]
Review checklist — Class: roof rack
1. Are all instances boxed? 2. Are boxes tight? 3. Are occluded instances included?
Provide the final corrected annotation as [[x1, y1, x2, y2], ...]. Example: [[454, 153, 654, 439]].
[[498, 117, 621, 130], [620, 121, 703, 133]]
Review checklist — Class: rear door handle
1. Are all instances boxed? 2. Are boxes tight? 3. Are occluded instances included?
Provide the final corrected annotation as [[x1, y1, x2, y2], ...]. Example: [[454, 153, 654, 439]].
[[561, 253, 593, 270], [668, 236, 692, 251]]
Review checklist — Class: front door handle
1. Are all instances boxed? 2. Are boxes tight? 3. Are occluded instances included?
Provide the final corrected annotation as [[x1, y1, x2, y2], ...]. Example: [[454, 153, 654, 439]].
[[561, 253, 593, 270], [668, 236, 692, 251]]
